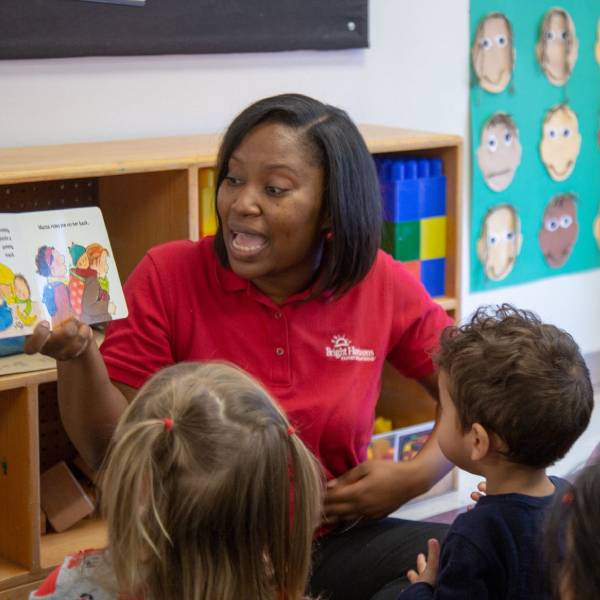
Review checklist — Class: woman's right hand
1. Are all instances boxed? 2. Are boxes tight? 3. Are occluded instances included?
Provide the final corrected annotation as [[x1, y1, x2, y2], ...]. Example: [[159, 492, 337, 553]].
[[24, 318, 94, 361]]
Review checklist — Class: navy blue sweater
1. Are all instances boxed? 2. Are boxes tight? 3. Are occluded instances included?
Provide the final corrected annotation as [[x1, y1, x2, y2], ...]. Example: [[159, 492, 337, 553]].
[[399, 477, 566, 599]]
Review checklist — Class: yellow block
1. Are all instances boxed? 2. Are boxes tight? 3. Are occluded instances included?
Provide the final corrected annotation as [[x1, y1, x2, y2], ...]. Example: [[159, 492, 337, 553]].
[[420, 216, 446, 259], [199, 168, 217, 237]]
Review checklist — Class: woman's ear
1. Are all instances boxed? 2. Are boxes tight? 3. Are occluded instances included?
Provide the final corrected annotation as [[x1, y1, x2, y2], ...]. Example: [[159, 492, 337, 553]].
[[469, 423, 491, 462]]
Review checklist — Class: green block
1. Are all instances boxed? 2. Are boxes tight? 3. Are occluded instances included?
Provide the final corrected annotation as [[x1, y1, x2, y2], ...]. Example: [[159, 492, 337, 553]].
[[382, 220, 420, 261]]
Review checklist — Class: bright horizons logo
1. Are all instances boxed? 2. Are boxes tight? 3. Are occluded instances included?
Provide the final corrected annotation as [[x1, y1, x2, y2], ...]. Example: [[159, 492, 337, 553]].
[[325, 335, 376, 362]]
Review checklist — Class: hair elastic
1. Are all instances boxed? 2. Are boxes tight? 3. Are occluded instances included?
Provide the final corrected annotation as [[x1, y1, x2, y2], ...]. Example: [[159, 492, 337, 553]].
[[287, 425, 296, 436], [163, 418, 174, 431], [562, 490, 574, 505]]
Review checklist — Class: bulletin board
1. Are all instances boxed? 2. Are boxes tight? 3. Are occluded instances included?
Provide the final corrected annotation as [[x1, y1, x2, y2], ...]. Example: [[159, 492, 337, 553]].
[[0, 0, 368, 60], [470, 0, 600, 292]]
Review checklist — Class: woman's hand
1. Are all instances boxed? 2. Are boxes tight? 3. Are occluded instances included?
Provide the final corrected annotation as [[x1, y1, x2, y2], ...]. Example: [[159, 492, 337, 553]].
[[407, 538, 440, 587], [324, 459, 425, 523], [24, 318, 94, 361]]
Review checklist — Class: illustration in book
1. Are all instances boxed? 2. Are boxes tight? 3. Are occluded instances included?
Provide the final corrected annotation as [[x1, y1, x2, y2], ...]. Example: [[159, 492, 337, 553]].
[[0, 206, 127, 339]]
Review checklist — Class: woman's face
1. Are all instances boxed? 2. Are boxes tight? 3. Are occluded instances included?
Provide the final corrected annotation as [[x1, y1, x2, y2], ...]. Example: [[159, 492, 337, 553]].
[[217, 122, 325, 302]]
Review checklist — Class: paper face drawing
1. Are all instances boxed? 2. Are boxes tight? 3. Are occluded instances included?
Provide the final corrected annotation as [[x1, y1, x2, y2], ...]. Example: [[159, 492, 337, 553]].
[[539, 194, 578, 268], [593, 205, 600, 250], [540, 105, 581, 181], [472, 13, 515, 93], [596, 20, 600, 65], [477, 205, 522, 281], [536, 8, 579, 86], [476, 113, 522, 192]]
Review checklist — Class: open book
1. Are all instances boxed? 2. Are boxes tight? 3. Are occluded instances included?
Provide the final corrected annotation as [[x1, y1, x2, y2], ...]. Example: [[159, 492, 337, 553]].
[[0, 206, 127, 339]]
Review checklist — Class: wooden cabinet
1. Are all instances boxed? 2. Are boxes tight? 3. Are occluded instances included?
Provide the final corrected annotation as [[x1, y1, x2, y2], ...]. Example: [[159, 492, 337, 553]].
[[0, 126, 461, 597]]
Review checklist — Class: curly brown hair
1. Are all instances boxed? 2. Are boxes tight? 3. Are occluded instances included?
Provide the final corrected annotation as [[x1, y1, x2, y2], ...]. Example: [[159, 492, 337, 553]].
[[436, 305, 593, 468]]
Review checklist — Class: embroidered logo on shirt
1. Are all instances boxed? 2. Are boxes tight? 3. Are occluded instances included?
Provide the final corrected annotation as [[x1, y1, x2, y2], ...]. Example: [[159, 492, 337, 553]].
[[325, 335, 376, 362]]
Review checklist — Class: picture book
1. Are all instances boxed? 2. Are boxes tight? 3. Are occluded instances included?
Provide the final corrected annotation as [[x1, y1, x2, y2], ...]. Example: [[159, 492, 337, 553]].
[[0, 206, 127, 339]]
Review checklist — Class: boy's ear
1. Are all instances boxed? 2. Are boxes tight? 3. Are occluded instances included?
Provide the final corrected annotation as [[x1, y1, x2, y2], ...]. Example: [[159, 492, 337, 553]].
[[469, 423, 490, 462]]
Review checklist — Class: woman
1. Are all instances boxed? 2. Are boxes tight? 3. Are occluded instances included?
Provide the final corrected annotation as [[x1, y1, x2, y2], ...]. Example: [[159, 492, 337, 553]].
[[26, 93, 452, 600]]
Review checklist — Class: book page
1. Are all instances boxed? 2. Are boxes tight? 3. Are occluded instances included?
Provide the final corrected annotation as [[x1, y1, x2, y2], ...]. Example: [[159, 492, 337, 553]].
[[0, 206, 128, 339], [0, 214, 45, 338]]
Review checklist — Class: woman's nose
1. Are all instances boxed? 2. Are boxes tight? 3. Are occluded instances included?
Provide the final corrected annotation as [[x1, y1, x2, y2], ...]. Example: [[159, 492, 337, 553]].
[[231, 185, 261, 216]]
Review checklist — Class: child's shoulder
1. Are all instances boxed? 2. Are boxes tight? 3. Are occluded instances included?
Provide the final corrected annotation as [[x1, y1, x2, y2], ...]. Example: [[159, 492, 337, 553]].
[[29, 549, 115, 600]]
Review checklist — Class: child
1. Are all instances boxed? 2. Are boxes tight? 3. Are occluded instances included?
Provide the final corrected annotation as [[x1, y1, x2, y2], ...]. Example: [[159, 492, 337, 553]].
[[400, 305, 593, 599], [30, 361, 324, 600], [545, 462, 600, 599]]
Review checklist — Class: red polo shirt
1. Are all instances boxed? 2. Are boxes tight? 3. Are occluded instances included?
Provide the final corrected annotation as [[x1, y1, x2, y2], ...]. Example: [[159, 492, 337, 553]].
[[100, 237, 451, 479]]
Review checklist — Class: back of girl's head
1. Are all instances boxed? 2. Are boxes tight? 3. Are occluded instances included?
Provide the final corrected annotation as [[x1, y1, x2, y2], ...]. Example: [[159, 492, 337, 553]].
[[545, 463, 600, 599], [100, 361, 323, 600], [213, 93, 382, 297]]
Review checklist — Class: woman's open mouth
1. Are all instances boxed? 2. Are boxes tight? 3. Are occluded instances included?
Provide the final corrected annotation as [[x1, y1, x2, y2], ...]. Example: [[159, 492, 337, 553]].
[[229, 230, 269, 258]]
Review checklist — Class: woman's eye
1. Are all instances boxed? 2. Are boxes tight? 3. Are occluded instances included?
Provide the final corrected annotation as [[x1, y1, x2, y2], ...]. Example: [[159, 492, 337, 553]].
[[265, 185, 286, 196], [559, 214, 573, 228], [545, 219, 559, 232], [225, 175, 242, 186], [487, 134, 498, 152], [480, 37, 492, 49], [496, 35, 507, 47]]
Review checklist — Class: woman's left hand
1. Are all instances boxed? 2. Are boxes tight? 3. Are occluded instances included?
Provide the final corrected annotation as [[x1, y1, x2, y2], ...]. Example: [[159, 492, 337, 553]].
[[324, 459, 424, 523]]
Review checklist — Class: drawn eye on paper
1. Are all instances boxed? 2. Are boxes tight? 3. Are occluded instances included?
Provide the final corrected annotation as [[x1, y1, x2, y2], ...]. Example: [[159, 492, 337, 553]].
[[476, 113, 522, 192], [476, 204, 522, 281], [539, 104, 581, 181], [539, 193, 578, 268], [535, 7, 579, 86], [471, 12, 515, 93]]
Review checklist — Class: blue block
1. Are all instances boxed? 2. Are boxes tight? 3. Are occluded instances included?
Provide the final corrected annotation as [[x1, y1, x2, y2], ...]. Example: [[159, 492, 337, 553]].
[[418, 159, 446, 218], [421, 258, 445, 297]]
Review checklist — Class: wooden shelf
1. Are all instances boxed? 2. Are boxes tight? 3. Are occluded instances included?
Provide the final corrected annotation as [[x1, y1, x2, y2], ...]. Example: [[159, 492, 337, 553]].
[[0, 558, 28, 587], [41, 518, 107, 570]]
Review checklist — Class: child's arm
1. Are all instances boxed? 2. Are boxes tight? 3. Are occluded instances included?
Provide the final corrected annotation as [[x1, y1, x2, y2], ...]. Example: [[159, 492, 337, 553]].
[[399, 533, 494, 599]]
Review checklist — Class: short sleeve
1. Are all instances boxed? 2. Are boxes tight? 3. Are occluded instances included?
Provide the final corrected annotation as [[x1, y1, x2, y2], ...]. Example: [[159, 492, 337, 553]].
[[100, 251, 175, 389], [386, 259, 452, 379]]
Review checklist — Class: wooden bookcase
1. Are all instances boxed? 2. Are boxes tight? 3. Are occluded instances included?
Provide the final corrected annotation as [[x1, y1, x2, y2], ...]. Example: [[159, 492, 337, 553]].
[[0, 126, 462, 598]]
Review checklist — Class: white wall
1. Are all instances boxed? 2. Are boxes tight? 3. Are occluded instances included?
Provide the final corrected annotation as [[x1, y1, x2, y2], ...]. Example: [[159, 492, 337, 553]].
[[1, 0, 598, 353]]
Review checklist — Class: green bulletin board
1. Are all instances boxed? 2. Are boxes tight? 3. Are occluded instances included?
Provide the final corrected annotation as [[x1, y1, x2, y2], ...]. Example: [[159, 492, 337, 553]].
[[470, 0, 600, 292]]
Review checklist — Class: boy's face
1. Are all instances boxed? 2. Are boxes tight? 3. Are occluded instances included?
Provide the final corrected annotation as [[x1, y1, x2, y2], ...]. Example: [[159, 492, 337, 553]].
[[437, 371, 477, 473]]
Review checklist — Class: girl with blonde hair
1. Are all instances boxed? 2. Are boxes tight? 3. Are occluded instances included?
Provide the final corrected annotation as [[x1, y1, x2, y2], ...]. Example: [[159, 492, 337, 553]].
[[30, 361, 324, 600]]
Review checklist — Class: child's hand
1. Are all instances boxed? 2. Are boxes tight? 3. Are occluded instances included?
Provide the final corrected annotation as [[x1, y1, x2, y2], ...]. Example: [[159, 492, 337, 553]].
[[407, 538, 440, 587], [468, 480, 487, 510]]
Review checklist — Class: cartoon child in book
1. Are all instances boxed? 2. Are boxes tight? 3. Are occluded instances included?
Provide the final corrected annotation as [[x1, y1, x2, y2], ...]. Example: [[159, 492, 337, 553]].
[[539, 193, 579, 268], [73, 242, 115, 324], [540, 104, 581, 182], [536, 8, 579, 86], [35, 246, 74, 327], [476, 204, 522, 281], [13, 274, 38, 326], [0, 262, 15, 332], [476, 113, 522, 192], [471, 13, 515, 93]]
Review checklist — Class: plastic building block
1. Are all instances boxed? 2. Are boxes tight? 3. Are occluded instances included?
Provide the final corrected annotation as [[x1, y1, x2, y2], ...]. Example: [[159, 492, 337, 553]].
[[418, 158, 446, 218], [420, 258, 446, 297], [382, 220, 420, 261], [420, 216, 447, 260], [199, 168, 217, 237]]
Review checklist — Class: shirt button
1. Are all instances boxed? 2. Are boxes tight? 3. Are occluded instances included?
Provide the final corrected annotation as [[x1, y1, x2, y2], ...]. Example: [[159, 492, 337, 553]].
[[275, 347, 285, 356], [274, 311, 282, 319]]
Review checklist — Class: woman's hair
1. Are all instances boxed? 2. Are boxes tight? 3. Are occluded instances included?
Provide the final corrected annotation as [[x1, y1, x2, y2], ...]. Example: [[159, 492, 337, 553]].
[[544, 463, 600, 599], [99, 361, 324, 600], [213, 93, 382, 297]]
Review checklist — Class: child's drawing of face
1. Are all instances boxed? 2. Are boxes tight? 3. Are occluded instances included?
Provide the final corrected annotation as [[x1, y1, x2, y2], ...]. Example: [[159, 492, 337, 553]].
[[596, 20, 600, 65], [472, 14, 513, 93], [539, 195, 578, 268], [476, 114, 522, 191], [540, 106, 581, 181], [594, 207, 600, 250], [477, 205, 522, 281], [536, 9, 578, 86]]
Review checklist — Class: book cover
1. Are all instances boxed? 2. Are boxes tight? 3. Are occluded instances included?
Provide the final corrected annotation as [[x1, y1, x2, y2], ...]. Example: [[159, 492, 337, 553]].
[[0, 206, 127, 339]]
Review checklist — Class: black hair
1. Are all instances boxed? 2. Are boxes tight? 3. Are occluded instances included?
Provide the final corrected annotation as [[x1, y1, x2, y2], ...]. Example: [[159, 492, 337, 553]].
[[544, 463, 600, 599], [213, 93, 382, 297], [35, 245, 53, 277]]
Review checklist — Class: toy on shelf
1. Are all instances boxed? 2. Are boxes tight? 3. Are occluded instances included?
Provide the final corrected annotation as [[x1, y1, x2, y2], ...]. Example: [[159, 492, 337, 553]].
[[376, 157, 447, 297], [199, 168, 217, 237]]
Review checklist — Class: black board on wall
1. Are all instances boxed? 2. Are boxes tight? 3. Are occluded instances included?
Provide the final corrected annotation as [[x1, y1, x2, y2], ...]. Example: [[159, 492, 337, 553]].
[[0, 0, 368, 60]]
